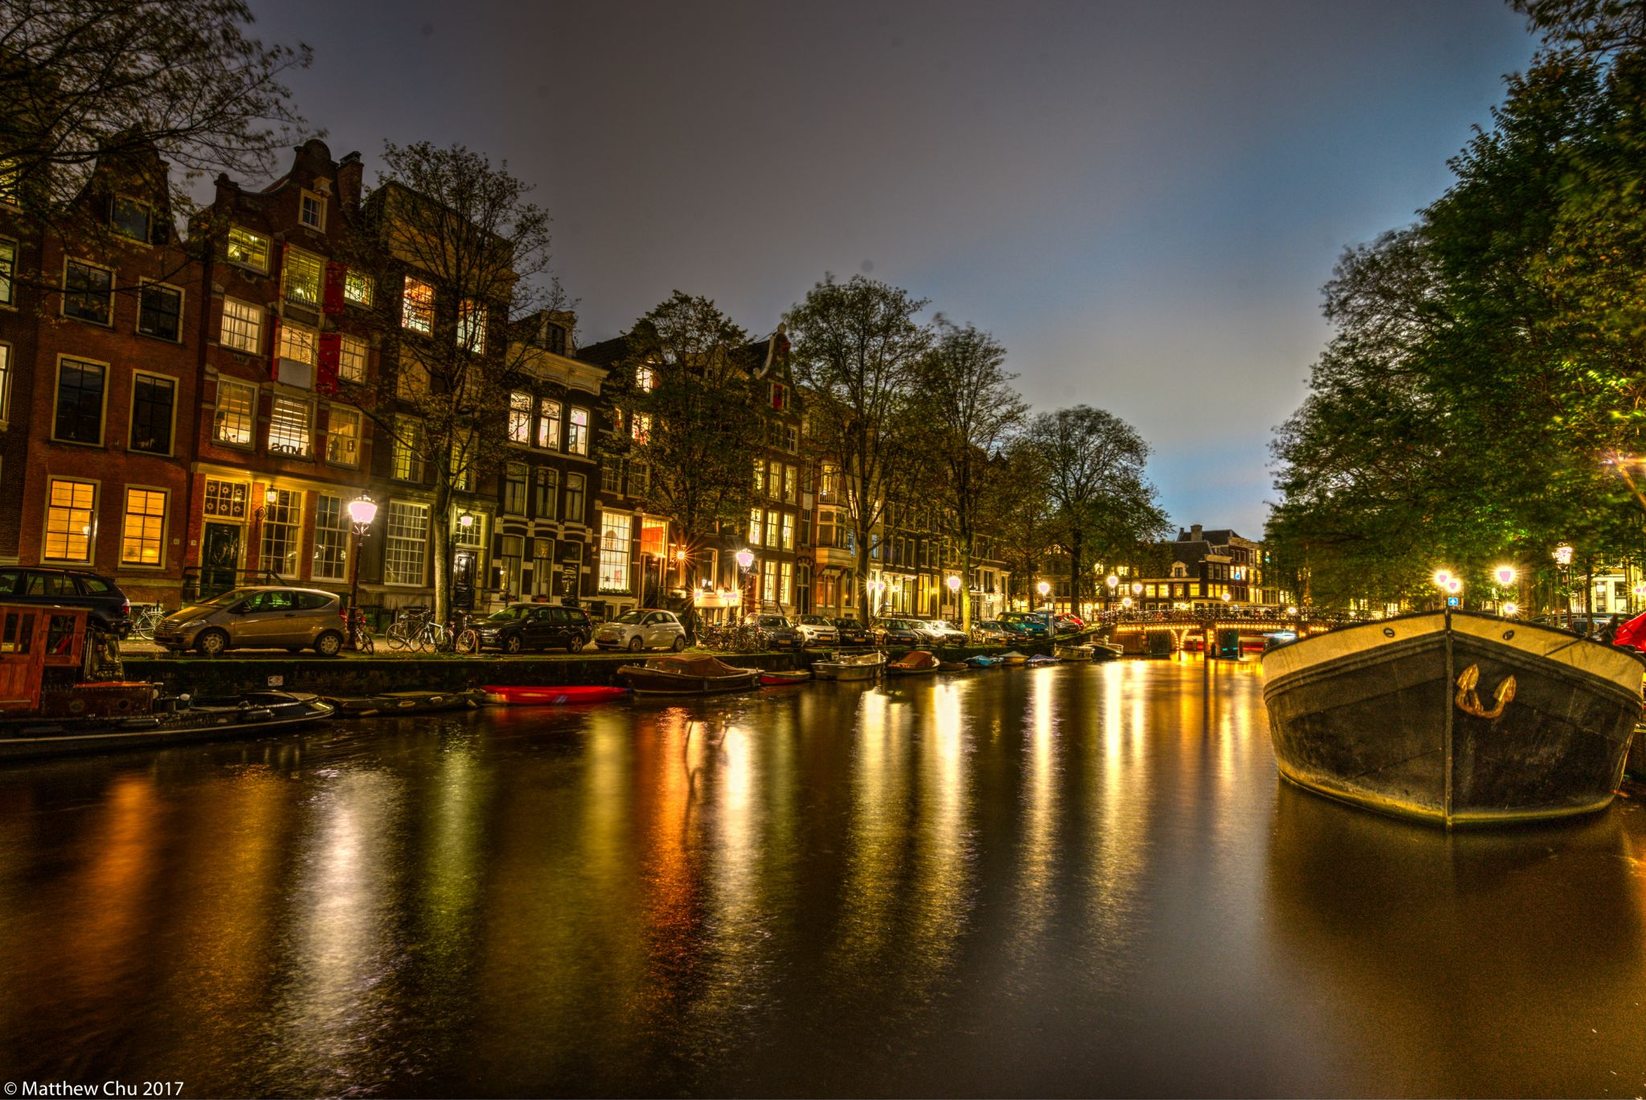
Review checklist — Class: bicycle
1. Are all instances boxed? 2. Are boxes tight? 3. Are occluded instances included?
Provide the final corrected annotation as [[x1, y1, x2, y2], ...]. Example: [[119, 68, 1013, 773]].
[[449, 610, 478, 655], [128, 602, 167, 642], [347, 607, 375, 654], [387, 607, 440, 652]]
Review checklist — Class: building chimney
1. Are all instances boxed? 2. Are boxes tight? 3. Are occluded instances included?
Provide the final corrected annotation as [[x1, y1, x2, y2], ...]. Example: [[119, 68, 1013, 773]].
[[1191, 524, 1203, 542], [337, 151, 363, 212]]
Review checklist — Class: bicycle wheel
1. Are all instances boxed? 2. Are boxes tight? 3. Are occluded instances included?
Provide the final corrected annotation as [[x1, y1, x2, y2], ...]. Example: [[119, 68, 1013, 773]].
[[454, 628, 478, 655], [386, 622, 412, 650], [358, 631, 375, 654]]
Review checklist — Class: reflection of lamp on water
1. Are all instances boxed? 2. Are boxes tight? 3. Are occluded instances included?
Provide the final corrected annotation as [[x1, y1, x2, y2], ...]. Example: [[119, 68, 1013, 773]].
[[345, 493, 377, 650]]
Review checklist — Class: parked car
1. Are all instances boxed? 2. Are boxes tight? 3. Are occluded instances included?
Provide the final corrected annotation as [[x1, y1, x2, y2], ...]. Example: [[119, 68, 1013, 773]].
[[998, 612, 1051, 640], [153, 586, 344, 656], [972, 619, 1011, 644], [593, 609, 687, 652], [793, 614, 839, 648], [1052, 613, 1085, 636], [746, 614, 799, 649], [475, 602, 594, 653], [832, 617, 871, 646], [0, 566, 133, 637], [874, 617, 933, 647], [921, 619, 968, 646]]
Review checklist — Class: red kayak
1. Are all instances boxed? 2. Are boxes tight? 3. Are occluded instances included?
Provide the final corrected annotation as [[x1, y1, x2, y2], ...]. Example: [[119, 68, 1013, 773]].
[[483, 684, 630, 706]]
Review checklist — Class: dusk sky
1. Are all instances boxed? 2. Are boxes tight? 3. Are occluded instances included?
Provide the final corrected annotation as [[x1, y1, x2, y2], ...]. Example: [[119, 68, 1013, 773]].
[[246, 0, 1539, 539]]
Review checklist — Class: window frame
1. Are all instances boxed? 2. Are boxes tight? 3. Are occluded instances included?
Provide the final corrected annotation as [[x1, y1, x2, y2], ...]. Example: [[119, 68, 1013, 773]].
[[135, 280, 183, 342], [110, 196, 156, 244], [325, 405, 361, 468], [128, 371, 177, 456], [282, 246, 323, 308], [567, 406, 590, 456], [299, 189, 326, 231], [266, 393, 314, 459], [43, 477, 98, 564], [343, 269, 373, 307], [61, 258, 113, 325], [119, 485, 169, 568], [311, 494, 349, 581], [220, 297, 263, 354], [338, 334, 368, 382], [401, 274, 435, 335], [212, 377, 258, 449], [225, 223, 269, 271], [384, 501, 430, 586], [0, 342, 11, 425], [0, 236, 15, 307], [51, 356, 108, 446]]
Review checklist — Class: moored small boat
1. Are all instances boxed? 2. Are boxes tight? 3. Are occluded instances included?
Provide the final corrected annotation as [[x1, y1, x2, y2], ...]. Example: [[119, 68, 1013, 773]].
[[812, 650, 886, 681], [964, 654, 999, 669], [1054, 643, 1093, 662], [759, 669, 813, 687], [328, 688, 486, 716], [615, 655, 761, 695], [1262, 609, 1646, 827], [938, 660, 969, 672], [1090, 640, 1124, 661], [997, 651, 1028, 666], [1025, 654, 1058, 667], [886, 650, 940, 676], [482, 684, 631, 706], [0, 691, 335, 760]]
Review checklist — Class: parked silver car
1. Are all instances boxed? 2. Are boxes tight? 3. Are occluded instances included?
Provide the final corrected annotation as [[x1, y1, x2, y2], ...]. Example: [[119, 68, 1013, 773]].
[[922, 619, 968, 646], [593, 608, 687, 652], [153, 586, 345, 656]]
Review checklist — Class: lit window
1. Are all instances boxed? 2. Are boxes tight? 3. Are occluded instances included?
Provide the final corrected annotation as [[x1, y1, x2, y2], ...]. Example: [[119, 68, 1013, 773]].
[[749, 508, 764, 546], [44, 479, 96, 562], [451, 436, 475, 492], [0, 344, 10, 421], [220, 298, 262, 353], [457, 298, 486, 354], [343, 270, 373, 306], [636, 364, 656, 392], [508, 391, 531, 443], [384, 501, 429, 586], [401, 275, 434, 334], [120, 488, 166, 565], [259, 489, 300, 575], [213, 379, 257, 446], [632, 412, 651, 444], [770, 381, 789, 410], [111, 197, 154, 243], [277, 322, 316, 366], [0, 159, 19, 205], [226, 226, 269, 271], [63, 260, 112, 324], [534, 467, 559, 519], [338, 335, 368, 382], [532, 538, 556, 596], [282, 247, 322, 307], [137, 283, 181, 341], [129, 374, 174, 455], [537, 398, 561, 449], [299, 190, 325, 230], [567, 406, 589, 455], [392, 416, 424, 481], [598, 513, 631, 592], [396, 355, 429, 399], [326, 406, 360, 466], [565, 473, 585, 522], [52, 358, 105, 444], [0, 238, 13, 305], [266, 395, 312, 457], [312, 495, 347, 581]]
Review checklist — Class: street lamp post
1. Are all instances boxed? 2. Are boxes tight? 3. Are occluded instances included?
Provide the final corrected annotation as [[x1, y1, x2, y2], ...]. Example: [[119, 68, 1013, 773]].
[[1553, 544, 1574, 625], [345, 493, 377, 651], [735, 547, 754, 619]]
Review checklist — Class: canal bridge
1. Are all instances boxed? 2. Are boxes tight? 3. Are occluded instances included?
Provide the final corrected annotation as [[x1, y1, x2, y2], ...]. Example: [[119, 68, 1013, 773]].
[[1088, 609, 1344, 656]]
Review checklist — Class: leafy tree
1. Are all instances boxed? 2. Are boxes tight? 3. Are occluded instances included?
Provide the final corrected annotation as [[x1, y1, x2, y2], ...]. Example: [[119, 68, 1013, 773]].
[[786, 274, 930, 620], [908, 320, 1027, 629], [1024, 406, 1168, 619], [603, 292, 762, 628], [350, 141, 558, 625], [0, 0, 310, 240]]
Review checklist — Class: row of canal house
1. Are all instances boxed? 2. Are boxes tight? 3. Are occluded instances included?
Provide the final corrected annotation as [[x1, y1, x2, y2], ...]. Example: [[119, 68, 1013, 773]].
[[0, 137, 1014, 624]]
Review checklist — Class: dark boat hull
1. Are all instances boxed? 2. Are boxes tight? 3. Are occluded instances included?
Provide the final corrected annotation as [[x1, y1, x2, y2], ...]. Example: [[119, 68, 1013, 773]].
[[1262, 611, 1644, 826], [0, 692, 336, 760]]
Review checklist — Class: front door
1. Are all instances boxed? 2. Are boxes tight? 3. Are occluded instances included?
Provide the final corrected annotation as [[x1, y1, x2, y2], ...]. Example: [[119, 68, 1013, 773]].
[[453, 550, 476, 611], [201, 523, 241, 596]]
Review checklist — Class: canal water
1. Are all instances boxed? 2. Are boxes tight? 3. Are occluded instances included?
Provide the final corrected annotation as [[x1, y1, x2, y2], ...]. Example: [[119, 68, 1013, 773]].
[[2, 658, 1644, 1097]]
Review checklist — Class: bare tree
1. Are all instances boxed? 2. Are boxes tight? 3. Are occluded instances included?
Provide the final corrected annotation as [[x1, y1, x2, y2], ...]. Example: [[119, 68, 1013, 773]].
[[0, 0, 310, 240], [348, 141, 558, 625], [909, 319, 1027, 630], [785, 274, 930, 621]]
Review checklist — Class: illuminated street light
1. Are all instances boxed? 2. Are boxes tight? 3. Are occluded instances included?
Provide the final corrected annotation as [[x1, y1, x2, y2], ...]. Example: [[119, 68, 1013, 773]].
[[1502, 602, 1520, 617], [1553, 544, 1574, 567], [345, 493, 378, 650], [1432, 569, 1453, 588], [1494, 565, 1517, 586]]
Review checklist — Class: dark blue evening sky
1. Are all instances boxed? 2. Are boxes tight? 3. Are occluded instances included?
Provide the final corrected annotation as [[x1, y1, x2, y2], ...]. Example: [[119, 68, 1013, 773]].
[[247, 0, 1538, 538]]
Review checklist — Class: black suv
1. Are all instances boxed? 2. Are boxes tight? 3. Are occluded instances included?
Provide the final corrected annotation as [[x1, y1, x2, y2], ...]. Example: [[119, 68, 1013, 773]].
[[0, 567, 132, 636], [832, 617, 870, 646], [746, 614, 799, 649], [475, 602, 595, 653]]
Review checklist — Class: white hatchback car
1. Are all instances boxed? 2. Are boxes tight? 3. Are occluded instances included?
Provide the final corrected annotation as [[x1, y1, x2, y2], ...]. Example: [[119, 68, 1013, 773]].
[[593, 609, 687, 652], [794, 615, 839, 648]]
